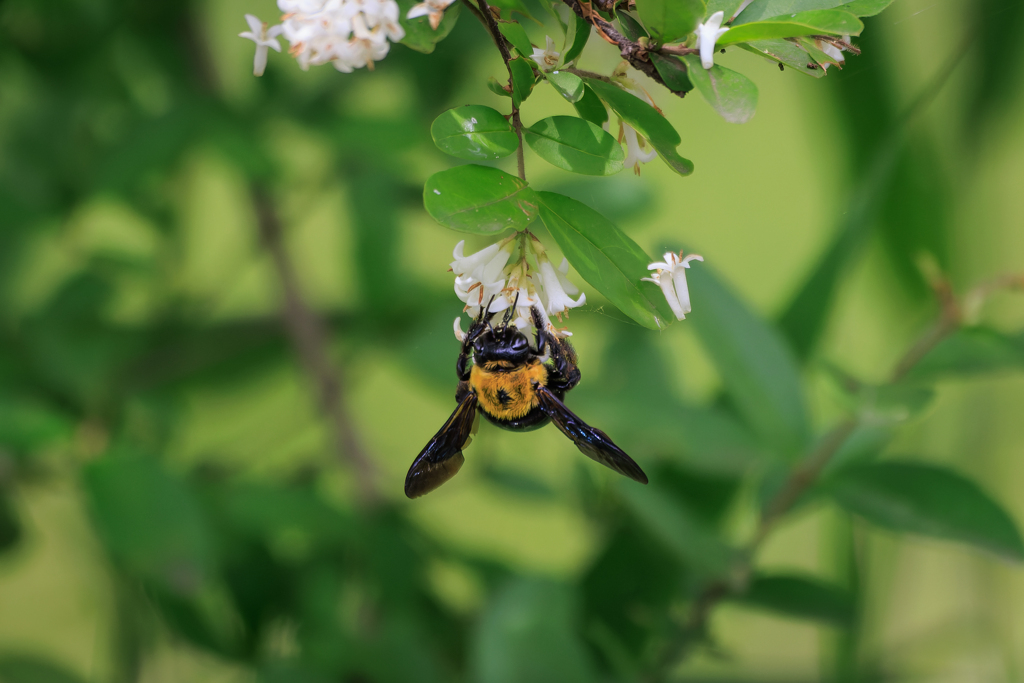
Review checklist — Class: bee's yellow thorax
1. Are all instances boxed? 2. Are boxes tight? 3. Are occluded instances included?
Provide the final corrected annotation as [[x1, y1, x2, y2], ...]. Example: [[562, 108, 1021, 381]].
[[469, 360, 548, 420]]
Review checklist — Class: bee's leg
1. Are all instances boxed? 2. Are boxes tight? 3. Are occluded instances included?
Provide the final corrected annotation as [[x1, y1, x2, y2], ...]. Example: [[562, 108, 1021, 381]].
[[456, 300, 493, 381], [547, 336, 582, 393], [530, 305, 549, 356], [455, 380, 472, 403]]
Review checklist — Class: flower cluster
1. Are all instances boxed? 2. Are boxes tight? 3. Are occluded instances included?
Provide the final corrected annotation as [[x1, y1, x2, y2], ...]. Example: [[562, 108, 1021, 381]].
[[240, 0, 455, 76], [450, 235, 585, 340]]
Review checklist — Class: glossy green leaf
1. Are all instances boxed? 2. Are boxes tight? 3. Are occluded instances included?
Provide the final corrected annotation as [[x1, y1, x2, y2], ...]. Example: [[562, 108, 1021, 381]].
[[431, 105, 519, 161], [618, 12, 650, 42], [687, 266, 809, 458], [498, 21, 534, 58], [723, 10, 864, 42], [635, 0, 706, 42], [619, 483, 735, 576], [585, 78, 694, 176], [740, 39, 824, 78], [489, 0, 536, 21], [84, 455, 214, 595], [509, 57, 536, 106], [563, 12, 591, 64], [397, 0, 460, 53], [525, 116, 624, 176], [682, 55, 758, 123], [536, 191, 667, 329], [650, 53, 694, 92], [472, 578, 599, 683], [840, 0, 895, 15], [906, 328, 1024, 380], [732, 0, 884, 23], [424, 165, 538, 234], [825, 461, 1024, 561], [0, 657, 88, 683], [706, 0, 749, 19], [487, 76, 512, 98], [547, 70, 586, 103], [572, 84, 609, 127], [734, 574, 854, 626]]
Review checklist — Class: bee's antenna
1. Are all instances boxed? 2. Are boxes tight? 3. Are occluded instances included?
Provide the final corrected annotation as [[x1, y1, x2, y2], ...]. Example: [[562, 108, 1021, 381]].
[[503, 292, 520, 326]]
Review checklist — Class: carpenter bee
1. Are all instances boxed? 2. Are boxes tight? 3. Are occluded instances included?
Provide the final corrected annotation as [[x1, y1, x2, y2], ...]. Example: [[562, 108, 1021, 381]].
[[404, 301, 648, 498]]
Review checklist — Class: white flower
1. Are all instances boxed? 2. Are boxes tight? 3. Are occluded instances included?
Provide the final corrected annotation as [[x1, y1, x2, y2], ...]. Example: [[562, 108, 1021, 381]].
[[815, 34, 851, 70], [530, 35, 560, 69], [239, 14, 284, 77], [407, 0, 455, 30], [453, 316, 466, 342], [622, 123, 657, 174], [451, 239, 514, 317], [271, 0, 402, 73], [695, 11, 729, 69], [537, 257, 586, 318], [642, 251, 704, 320]]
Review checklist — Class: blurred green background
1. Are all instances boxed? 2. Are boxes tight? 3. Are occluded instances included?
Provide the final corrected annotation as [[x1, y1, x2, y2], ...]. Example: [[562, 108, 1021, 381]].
[[2, 0, 1024, 681]]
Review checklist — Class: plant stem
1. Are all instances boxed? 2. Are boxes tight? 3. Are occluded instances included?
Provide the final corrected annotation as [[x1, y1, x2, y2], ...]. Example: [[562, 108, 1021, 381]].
[[473, 0, 526, 180], [251, 185, 379, 509]]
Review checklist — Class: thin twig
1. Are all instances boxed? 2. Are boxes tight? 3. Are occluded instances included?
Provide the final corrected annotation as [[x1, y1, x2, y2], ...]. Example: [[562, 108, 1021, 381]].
[[251, 186, 379, 509], [561, 66, 612, 82], [475, 0, 526, 180], [558, 0, 688, 98]]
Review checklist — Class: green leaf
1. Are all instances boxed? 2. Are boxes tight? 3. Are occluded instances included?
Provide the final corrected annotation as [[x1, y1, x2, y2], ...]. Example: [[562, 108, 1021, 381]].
[[571, 84, 609, 127], [723, 10, 864, 43], [547, 70, 586, 103], [797, 35, 844, 69], [0, 657, 88, 683], [906, 328, 1024, 380], [681, 56, 758, 123], [397, 0, 460, 53], [509, 57, 537, 106], [525, 116, 624, 176], [824, 461, 1024, 561], [618, 12, 650, 42], [563, 12, 591, 64], [687, 266, 809, 457], [431, 105, 520, 161], [84, 454, 215, 595], [733, 574, 854, 626], [585, 79, 694, 176], [489, 0, 537, 21], [635, 0, 706, 42], [650, 53, 694, 92], [487, 76, 513, 98], [498, 21, 534, 58], [740, 39, 825, 78], [536, 192, 667, 329], [424, 165, 538, 234], [706, 0, 750, 19], [472, 578, 599, 683], [732, 0, 886, 23], [619, 483, 735, 576], [839, 0, 895, 16]]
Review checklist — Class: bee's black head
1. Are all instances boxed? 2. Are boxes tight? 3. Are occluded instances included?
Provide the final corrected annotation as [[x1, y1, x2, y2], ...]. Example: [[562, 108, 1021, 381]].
[[472, 313, 532, 365]]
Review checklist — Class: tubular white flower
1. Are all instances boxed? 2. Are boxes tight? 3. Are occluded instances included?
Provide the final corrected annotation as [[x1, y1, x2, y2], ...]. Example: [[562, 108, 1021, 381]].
[[815, 34, 851, 70], [407, 0, 455, 30], [453, 316, 466, 342], [622, 123, 657, 173], [537, 258, 585, 318], [695, 11, 729, 69], [451, 238, 515, 317], [642, 251, 704, 320], [239, 14, 284, 77], [530, 35, 560, 69]]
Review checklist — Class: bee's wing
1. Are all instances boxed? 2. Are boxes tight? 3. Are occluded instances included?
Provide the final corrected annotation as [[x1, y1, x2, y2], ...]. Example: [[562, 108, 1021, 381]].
[[405, 392, 478, 498], [534, 384, 648, 485]]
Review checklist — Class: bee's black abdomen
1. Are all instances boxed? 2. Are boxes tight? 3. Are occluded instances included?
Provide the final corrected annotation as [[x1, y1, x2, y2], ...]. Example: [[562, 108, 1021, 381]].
[[480, 405, 550, 432]]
